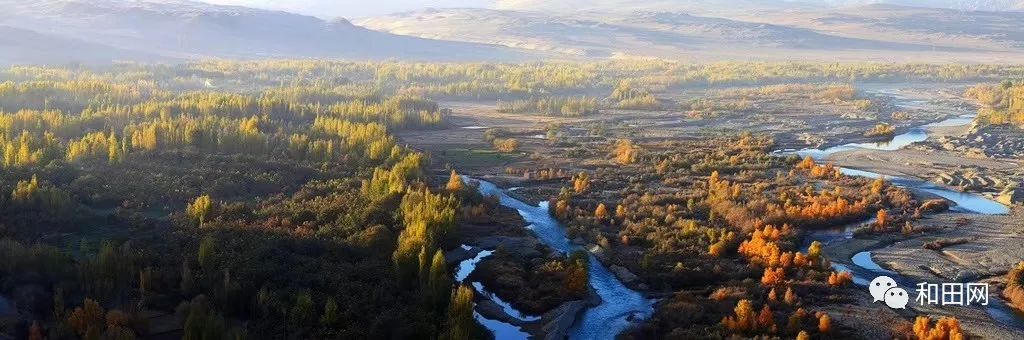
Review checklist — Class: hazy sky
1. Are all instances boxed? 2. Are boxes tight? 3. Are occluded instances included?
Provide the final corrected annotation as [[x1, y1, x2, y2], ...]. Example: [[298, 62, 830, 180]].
[[200, 0, 495, 18]]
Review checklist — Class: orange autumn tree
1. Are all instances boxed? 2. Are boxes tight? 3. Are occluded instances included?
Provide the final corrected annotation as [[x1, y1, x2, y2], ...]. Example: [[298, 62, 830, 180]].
[[736, 223, 823, 287], [722, 299, 757, 333], [1004, 262, 1024, 309], [595, 203, 609, 221], [913, 316, 964, 340], [818, 313, 831, 333], [761, 267, 786, 286], [828, 271, 853, 287], [573, 172, 590, 193], [781, 190, 868, 224], [797, 156, 817, 170], [871, 177, 887, 195], [757, 304, 776, 332], [876, 209, 889, 232], [615, 204, 627, 219], [738, 223, 795, 267], [807, 162, 840, 179]]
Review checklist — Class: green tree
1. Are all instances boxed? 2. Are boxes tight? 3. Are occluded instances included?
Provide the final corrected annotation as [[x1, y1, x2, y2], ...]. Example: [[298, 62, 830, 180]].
[[320, 297, 340, 327], [181, 261, 195, 296], [198, 236, 216, 269], [289, 290, 315, 330], [66, 298, 105, 337], [429, 249, 452, 312], [393, 189, 458, 284], [565, 251, 590, 296], [441, 285, 475, 340]]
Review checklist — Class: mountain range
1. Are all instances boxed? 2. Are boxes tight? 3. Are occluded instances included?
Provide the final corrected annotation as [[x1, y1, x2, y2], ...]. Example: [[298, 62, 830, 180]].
[[1, 0, 1023, 65], [493, 0, 1024, 13], [0, 0, 540, 65], [358, 4, 1024, 62]]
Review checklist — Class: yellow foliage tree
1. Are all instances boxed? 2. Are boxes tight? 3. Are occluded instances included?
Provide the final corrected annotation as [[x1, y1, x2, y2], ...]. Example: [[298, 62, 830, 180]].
[[612, 139, 638, 165], [445, 170, 464, 192], [784, 287, 798, 305], [722, 299, 757, 333], [186, 195, 214, 226]]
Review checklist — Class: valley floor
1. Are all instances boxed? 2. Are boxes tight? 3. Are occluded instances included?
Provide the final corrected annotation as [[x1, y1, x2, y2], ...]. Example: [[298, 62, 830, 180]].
[[400, 81, 1024, 339]]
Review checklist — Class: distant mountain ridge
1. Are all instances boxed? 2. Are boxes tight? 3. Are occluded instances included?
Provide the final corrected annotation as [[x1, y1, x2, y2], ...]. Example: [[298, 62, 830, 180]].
[[1, 0, 1022, 65], [0, 0, 539, 65], [821, 0, 1024, 11], [357, 4, 1024, 62], [0, 25, 170, 65], [494, 0, 1024, 12]]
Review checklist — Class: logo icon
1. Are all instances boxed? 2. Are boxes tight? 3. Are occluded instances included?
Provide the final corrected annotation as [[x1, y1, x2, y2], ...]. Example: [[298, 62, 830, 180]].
[[884, 287, 909, 309], [870, 276, 907, 309], [869, 276, 897, 302]]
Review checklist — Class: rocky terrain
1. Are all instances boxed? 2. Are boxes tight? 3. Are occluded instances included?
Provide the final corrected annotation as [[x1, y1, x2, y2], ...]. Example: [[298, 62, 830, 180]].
[[873, 212, 1024, 282], [931, 125, 1024, 160], [911, 124, 1024, 205]]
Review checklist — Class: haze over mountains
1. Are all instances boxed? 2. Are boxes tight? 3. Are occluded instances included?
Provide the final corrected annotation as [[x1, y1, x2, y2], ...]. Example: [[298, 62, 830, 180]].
[[1, 0, 1023, 65], [493, 0, 1024, 13], [359, 3, 1024, 62], [0, 0, 538, 64]]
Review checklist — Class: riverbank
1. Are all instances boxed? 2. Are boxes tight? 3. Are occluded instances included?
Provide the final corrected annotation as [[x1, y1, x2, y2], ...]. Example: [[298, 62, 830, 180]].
[[871, 211, 1024, 282], [454, 178, 654, 340], [451, 244, 603, 340], [790, 84, 1024, 337], [821, 210, 1024, 339], [822, 105, 1021, 207]]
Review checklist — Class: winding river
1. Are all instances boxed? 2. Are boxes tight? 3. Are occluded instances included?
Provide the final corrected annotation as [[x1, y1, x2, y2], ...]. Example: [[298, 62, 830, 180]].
[[792, 87, 1024, 330], [459, 178, 654, 340], [457, 85, 1022, 338]]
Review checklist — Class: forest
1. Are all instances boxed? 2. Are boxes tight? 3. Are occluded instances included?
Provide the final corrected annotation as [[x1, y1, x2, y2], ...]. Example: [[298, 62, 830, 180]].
[[0, 64, 494, 340], [0, 60, 1012, 340], [965, 81, 1024, 128]]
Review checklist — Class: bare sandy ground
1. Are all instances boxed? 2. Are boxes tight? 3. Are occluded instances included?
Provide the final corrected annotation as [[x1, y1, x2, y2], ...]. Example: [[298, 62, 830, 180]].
[[824, 116, 1020, 200], [825, 147, 1016, 179], [827, 211, 1024, 339], [872, 212, 1024, 282]]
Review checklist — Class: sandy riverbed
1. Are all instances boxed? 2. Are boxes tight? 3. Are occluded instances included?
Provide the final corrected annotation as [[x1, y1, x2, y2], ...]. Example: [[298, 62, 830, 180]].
[[821, 209, 1024, 339]]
